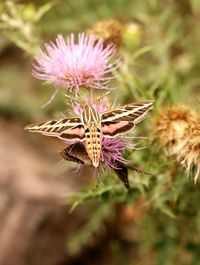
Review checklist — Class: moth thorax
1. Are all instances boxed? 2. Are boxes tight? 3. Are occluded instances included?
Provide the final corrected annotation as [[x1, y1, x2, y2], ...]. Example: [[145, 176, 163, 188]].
[[82, 105, 101, 124]]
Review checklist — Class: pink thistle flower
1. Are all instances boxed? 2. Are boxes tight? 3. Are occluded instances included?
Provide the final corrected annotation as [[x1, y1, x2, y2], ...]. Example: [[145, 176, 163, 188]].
[[100, 137, 135, 169], [33, 33, 117, 95]]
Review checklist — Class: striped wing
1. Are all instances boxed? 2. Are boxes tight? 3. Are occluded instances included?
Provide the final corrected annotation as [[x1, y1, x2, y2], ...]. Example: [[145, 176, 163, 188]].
[[25, 117, 85, 140], [101, 100, 153, 136]]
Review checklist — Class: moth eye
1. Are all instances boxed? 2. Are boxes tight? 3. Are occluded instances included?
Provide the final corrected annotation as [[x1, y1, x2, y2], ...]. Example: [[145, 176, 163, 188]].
[[85, 128, 89, 133]]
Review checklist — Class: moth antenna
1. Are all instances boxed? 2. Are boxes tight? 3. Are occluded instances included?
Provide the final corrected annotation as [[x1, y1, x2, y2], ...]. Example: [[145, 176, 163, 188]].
[[65, 94, 85, 107], [41, 87, 60, 108], [94, 91, 111, 104], [111, 95, 119, 109]]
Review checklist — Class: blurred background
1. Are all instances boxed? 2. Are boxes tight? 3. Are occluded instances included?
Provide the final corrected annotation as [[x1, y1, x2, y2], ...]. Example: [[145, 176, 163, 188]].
[[0, 0, 200, 265]]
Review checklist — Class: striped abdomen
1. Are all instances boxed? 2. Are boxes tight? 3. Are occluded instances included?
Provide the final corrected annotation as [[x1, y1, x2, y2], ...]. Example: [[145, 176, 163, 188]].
[[82, 105, 102, 168], [84, 124, 102, 168]]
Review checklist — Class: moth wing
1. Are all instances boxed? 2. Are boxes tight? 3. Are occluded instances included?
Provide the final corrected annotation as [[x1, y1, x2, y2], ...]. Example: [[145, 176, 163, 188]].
[[61, 143, 92, 165], [25, 117, 85, 140], [101, 121, 135, 137], [112, 160, 131, 191], [101, 100, 153, 137], [59, 125, 85, 141]]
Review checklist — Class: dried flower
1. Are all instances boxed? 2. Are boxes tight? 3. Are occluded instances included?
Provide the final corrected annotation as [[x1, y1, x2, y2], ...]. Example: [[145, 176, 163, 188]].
[[88, 20, 123, 48], [174, 119, 200, 183], [154, 105, 200, 182], [154, 105, 197, 153], [33, 33, 117, 95]]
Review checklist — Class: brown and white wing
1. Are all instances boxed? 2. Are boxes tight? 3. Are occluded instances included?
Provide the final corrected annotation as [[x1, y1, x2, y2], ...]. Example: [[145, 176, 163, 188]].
[[101, 100, 153, 137], [25, 117, 85, 141], [61, 142, 92, 165]]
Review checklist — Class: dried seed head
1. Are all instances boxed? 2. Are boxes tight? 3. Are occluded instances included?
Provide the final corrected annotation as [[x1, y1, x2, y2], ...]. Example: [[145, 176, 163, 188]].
[[174, 119, 200, 183], [154, 105, 197, 153], [88, 20, 123, 47], [154, 105, 200, 182]]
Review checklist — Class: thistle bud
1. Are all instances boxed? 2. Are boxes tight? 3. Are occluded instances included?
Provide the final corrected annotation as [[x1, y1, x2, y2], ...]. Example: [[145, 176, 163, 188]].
[[123, 22, 142, 50]]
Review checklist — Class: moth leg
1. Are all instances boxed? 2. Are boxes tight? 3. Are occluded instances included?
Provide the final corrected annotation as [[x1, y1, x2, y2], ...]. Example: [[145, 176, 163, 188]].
[[128, 166, 153, 176], [67, 142, 77, 155], [95, 168, 105, 187]]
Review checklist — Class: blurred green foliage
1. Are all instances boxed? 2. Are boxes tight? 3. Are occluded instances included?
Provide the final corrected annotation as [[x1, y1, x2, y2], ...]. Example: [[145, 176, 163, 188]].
[[1, 0, 200, 264]]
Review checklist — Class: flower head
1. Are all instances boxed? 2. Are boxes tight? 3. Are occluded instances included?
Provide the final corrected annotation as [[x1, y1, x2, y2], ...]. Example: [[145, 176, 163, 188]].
[[100, 136, 134, 169], [154, 105, 200, 182], [154, 105, 197, 153], [174, 119, 200, 183], [33, 33, 117, 94]]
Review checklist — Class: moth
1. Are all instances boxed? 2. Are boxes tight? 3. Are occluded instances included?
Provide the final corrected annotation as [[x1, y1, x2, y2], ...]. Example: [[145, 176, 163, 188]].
[[25, 100, 153, 168], [61, 142, 152, 191]]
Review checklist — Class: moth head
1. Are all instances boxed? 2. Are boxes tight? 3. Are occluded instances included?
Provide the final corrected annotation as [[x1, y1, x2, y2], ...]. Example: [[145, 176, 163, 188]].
[[82, 105, 101, 124]]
